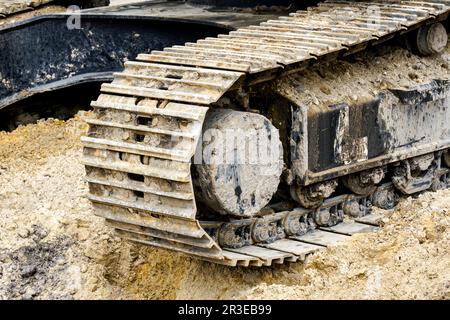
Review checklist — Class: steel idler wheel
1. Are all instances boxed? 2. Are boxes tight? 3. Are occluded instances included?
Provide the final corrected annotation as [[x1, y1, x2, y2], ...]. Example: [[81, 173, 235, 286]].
[[290, 180, 338, 209], [193, 109, 283, 218], [416, 23, 448, 56]]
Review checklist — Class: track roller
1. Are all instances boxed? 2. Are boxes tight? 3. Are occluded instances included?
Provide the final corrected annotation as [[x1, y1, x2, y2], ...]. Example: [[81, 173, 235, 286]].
[[290, 180, 338, 209], [416, 22, 448, 56]]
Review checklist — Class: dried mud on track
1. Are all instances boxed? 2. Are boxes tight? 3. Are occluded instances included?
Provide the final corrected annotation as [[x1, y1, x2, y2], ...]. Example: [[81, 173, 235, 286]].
[[0, 44, 450, 299]]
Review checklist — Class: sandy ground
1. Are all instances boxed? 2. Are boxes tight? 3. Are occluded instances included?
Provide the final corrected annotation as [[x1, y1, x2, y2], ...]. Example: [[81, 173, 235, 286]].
[[0, 112, 448, 300]]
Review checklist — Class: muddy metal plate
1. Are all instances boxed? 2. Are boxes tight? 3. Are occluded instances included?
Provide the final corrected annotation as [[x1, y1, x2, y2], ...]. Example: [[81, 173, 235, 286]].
[[320, 221, 379, 235]]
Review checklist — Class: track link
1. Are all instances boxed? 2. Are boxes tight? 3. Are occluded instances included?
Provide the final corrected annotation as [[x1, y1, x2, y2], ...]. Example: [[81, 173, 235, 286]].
[[82, 0, 450, 266]]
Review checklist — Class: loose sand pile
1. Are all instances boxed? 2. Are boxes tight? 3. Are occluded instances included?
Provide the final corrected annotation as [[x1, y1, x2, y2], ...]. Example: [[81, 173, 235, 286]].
[[277, 43, 450, 109], [0, 112, 448, 300]]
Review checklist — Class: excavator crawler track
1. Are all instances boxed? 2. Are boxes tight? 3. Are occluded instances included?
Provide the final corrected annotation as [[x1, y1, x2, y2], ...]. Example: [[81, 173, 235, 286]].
[[0, 0, 54, 18], [83, 0, 450, 266]]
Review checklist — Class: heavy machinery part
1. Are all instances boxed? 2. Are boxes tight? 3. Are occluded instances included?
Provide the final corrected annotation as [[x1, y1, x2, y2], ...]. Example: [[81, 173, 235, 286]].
[[416, 22, 448, 55], [0, 0, 109, 19], [205, 193, 371, 249], [290, 180, 338, 208], [0, 0, 53, 17], [250, 212, 282, 244], [342, 167, 385, 195], [432, 168, 450, 190], [283, 79, 450, 186], [0, 9, 227, 110], [283, 208, 315, 236], [194, 109, 283, 217], [83, 0, 450, 266], [343, 195, 373, 218], [444, 150, 450, 167], [217, 219, 253, 248], [370, 183, 399, 210], [0, 1, 290, 110], [188, 0, 300, 6], [313, 195, 345, 226]]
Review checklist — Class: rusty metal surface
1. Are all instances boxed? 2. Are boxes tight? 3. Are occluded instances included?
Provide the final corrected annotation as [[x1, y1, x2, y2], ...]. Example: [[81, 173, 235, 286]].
[[82, 0, 450, 266]]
